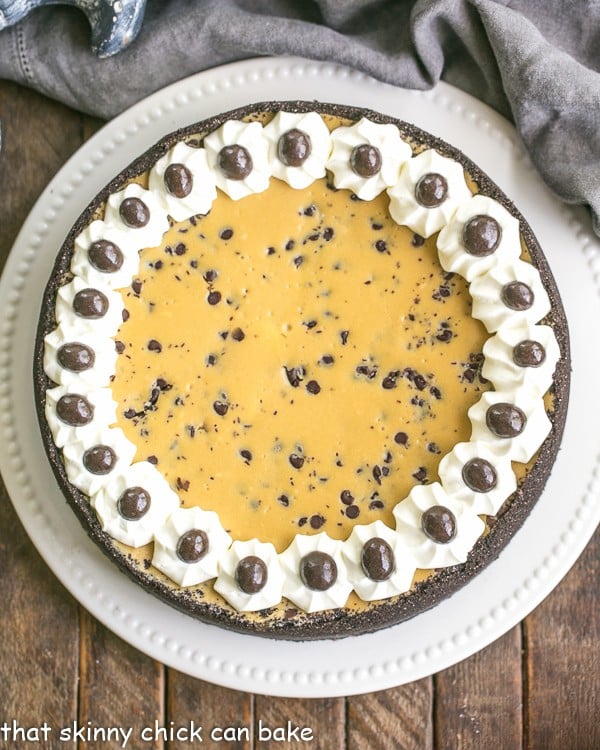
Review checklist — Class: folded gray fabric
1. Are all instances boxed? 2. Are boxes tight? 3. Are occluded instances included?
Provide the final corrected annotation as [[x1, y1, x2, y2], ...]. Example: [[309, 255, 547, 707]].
[[0, 0, 598, 234]]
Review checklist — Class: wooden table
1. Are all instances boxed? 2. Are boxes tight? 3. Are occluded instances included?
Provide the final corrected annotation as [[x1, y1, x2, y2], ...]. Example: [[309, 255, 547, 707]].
[[0, 80, 598, 750]]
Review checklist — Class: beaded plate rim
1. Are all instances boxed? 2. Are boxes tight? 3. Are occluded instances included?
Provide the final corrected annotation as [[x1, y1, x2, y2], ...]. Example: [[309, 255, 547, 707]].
[[0, 57, 599, 697]]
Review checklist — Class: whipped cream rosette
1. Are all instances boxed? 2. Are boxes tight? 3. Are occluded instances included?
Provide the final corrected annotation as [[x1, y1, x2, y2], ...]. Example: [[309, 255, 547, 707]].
[[469, 259, 551, 333], [62, 426, 137, 496], [44, 325, 118, 388], [482, 322, 560, 398], [204, 119, 271, 200], [393, 483, 486, 569], [149, 141, 217, 222], [71, 220, 141, 290], [387, 149, 472, 237], [343, 520, 417, 601], [152, 507, 232, 587], [54, 277, 124, 336], [327, 117, 411, 200], [92, 461, 180, 547], [263, 111, 332, 189], [436, 194, 522, 281], [469, 389, 552, 463], [45, 386, 117, 449], [280, 532, 352, 613], [104, 182, 170, 250], [438, 440, 517, 516], [214, 539, 285, 612]]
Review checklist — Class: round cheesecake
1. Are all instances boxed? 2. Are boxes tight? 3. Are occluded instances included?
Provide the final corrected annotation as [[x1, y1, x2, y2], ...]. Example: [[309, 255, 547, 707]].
[[34, 101, 570, 639]]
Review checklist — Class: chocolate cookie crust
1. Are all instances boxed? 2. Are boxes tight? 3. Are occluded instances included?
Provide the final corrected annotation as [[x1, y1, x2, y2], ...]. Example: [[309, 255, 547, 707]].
[[34, 101, 570, 640]]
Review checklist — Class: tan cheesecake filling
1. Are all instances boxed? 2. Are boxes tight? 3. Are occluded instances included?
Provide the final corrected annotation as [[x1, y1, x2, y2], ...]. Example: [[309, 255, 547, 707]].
[[110, 174, 491, 552]]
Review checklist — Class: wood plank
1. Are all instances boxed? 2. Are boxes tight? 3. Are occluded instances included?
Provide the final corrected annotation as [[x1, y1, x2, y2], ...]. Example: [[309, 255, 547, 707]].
[[255, 695, 344, 750], [167, 674, 253, 749], [434, 627, 522, 750], [0, 81, 83, 264], [78, 609, 165, 749], [0, 81, 82, 738], [524, 528, 600, 750], [0, 482, 79, 735], [348, 679, 433, 750]]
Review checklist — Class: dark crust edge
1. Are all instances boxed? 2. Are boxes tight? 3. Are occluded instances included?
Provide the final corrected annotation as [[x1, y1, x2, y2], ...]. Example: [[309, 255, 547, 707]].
[[33, 100, 571, 641]]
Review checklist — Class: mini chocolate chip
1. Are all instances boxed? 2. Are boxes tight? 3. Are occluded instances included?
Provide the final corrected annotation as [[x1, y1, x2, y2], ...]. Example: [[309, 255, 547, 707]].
[[350, 144, 382, 177], [131, 279, 143, 295], [231, 327, 245, 341], [289, 453, 304, 469], [436, 328, 453, 342], [219, 228, 234, 240], [278, 129, 312, 167], [176, 529, 209, 563], [56, 394, 94, 426], [415, 173, 448, 208], [73, 288, 109, 318], [501, 281, 534, 310], [346, 505, 360, 519], [382, 371, 400, 389], [119, 197, 150, 228], [88, 240, 123, 272], [463, 214, 502, 256], [300, 551, 337, 591], [310, 514, 325, 529], [117, 486, 151, 521], [412, 233, 425, 247], [413, 374, 427, 390], [462, 457, 498, 492], [207, 290, 222, 305], [164, 163, 193, 198], [361, 537, 395, 581], [235, 555, 268, 593], [83, 444, 116, 474], [413, 466, 428, 482], [340, 490, 354, 505], [57, 343, 95, 372], [284, 366, 304, 387], [306, 380, 321, 394], [486, 402, 527, 438], [174, 242, 187, 255], [323, 227, 334, 241], [422, 505, 457, 543], [203, 268, 218, 282], [340, 330, 349, 345], [213, 400, 229, 416], [513, 339, 546, 367], [147, 455, 158, 464], [115, 340, 125, 353], [147, 339, 162, 352], [218, 144, 252, 180], [240, 449, 252, 462], [375, 239, 387, 253], [277, 494, 290, 507], [394, 431, 408, 445], [319, 354, 335, 365]]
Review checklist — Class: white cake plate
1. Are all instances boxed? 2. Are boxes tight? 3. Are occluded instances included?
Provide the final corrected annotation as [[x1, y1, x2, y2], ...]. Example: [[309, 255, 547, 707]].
[[0, 57, 599, 698]]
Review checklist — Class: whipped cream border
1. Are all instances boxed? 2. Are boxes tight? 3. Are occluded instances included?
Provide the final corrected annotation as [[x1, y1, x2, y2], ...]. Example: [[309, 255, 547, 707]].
[[43, 112, 561, 613]]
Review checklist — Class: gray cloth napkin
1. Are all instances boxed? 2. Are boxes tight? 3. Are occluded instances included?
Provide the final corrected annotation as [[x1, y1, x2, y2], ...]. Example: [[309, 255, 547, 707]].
[[0, 0, 598, 234]]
